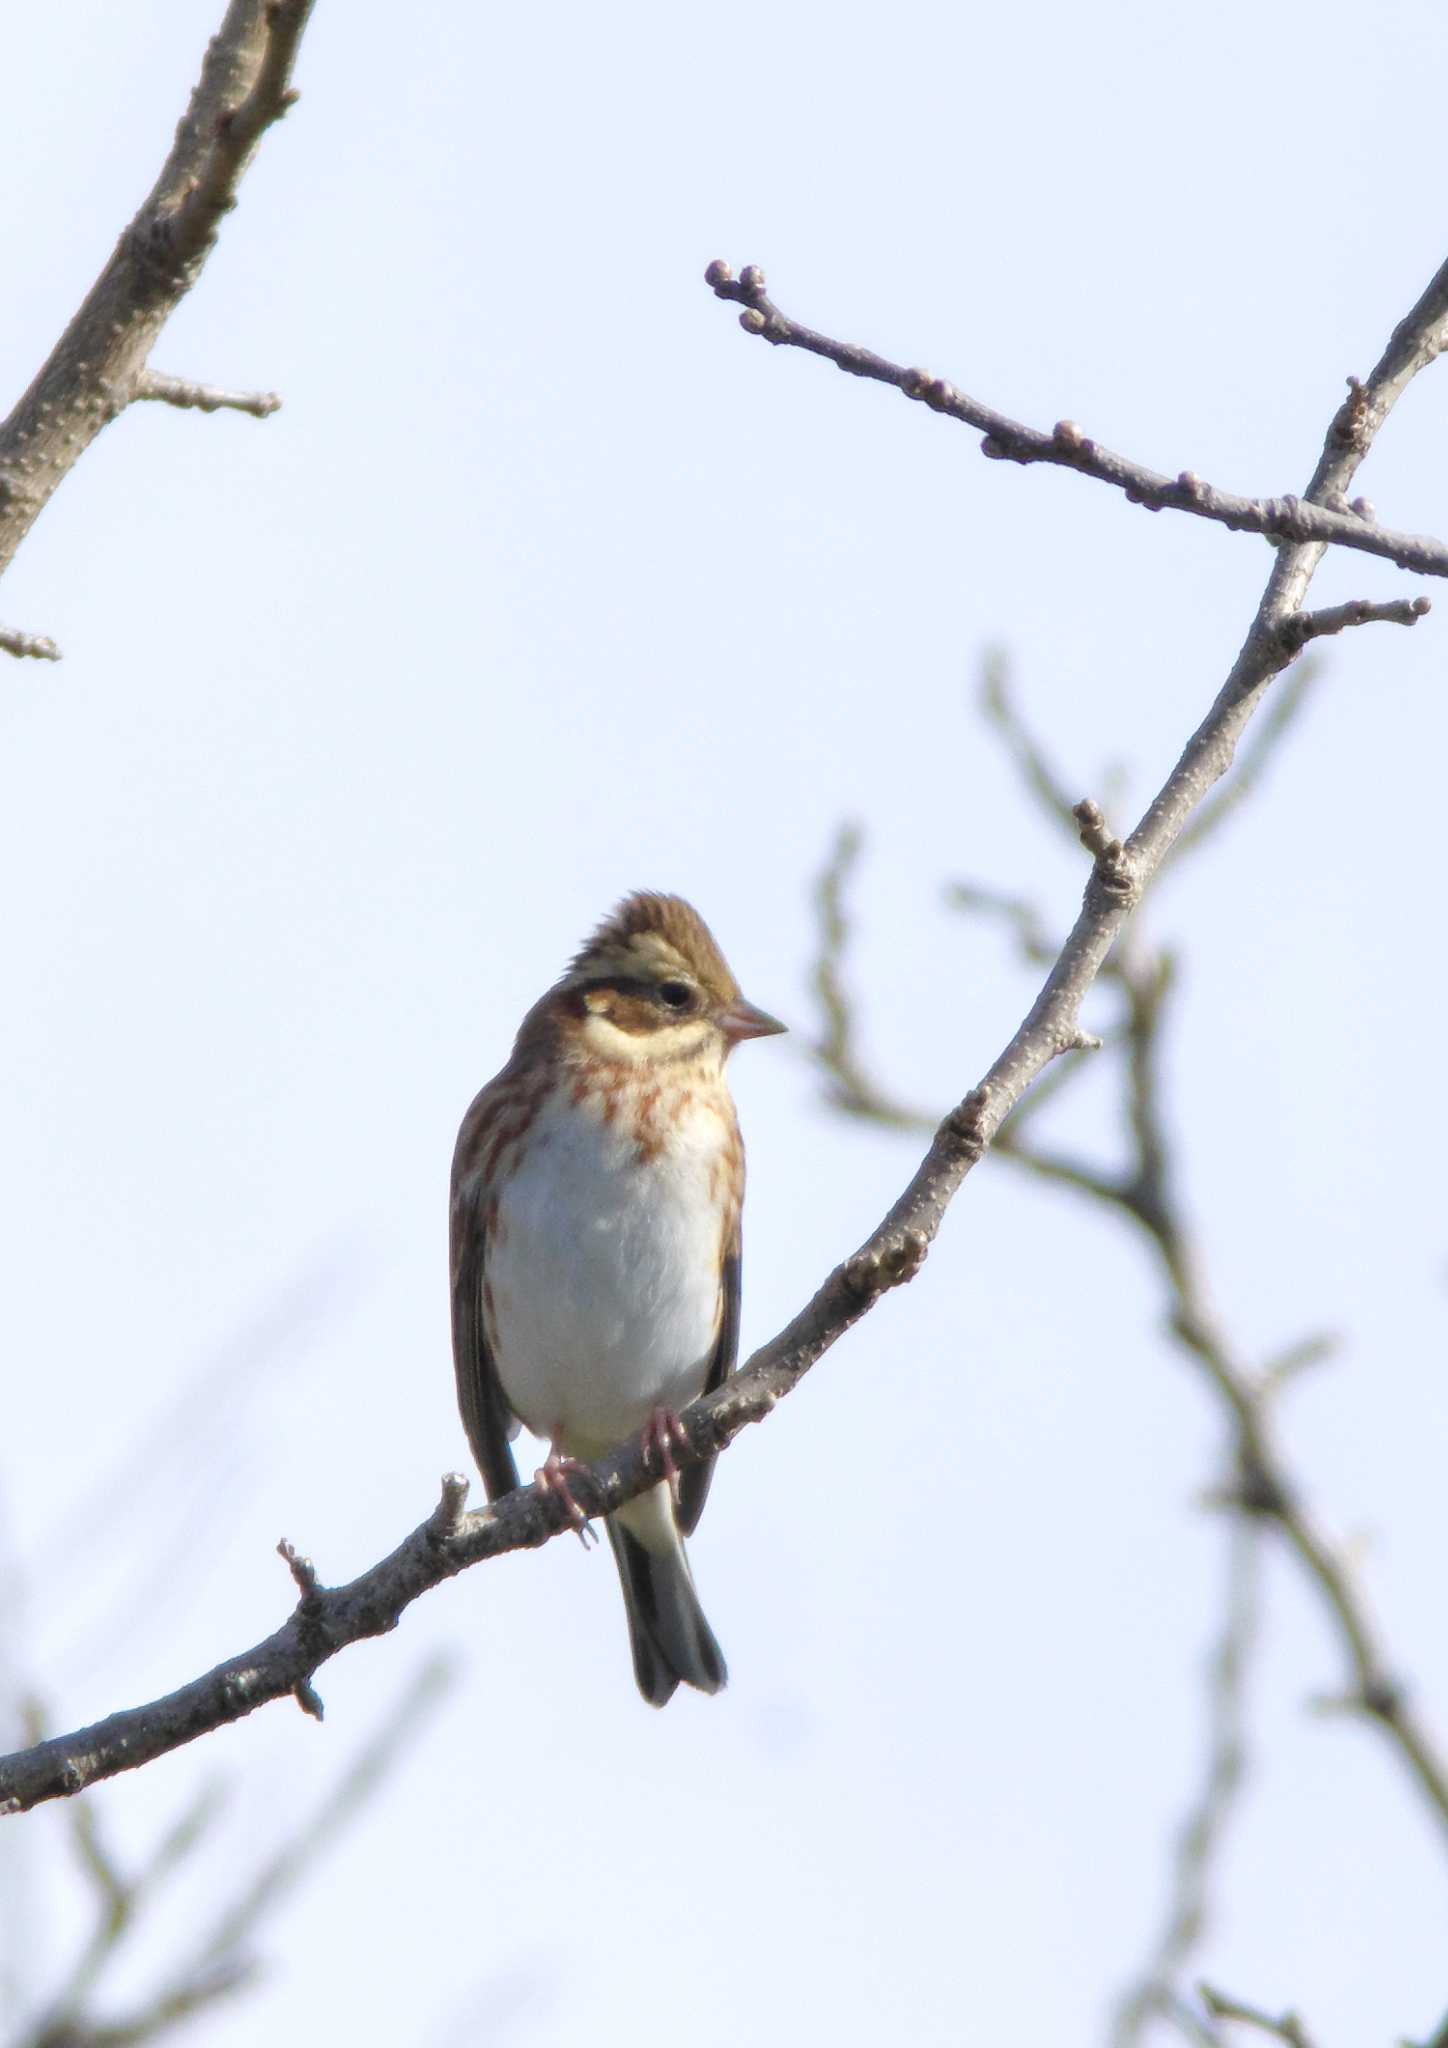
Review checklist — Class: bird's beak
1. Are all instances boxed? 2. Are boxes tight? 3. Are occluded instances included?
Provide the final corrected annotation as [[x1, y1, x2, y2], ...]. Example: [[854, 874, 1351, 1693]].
[[718, 995, 788, 1044]]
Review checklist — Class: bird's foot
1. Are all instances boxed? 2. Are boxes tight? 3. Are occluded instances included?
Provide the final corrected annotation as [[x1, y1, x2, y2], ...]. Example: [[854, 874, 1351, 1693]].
[[534, 1449, 597, 1548], [640, 1406, 691, 1505]]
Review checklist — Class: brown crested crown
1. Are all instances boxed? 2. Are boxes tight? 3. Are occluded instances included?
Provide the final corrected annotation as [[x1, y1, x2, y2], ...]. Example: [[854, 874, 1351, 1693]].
[[566, 892, 740, 1004]]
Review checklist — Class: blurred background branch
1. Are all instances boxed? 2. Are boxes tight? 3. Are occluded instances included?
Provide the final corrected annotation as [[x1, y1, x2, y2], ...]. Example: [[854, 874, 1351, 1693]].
[[16, 1658, 451, 2048], [808, 654, 1448, 2035]]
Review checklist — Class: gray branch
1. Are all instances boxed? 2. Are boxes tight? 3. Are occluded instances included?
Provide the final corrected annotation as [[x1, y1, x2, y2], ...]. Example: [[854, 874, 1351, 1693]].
[[0, 0, 313, 659], [0, 626, 60, 663], [134, 370, 282, 420], [1278, 594, 1430, 650], [4, 242, 1446, 1815], [704, 260, 1448, 580]]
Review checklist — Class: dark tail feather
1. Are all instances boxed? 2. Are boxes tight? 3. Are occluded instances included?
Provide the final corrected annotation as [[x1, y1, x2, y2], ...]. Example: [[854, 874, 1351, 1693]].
[[606, 1516, 727, 1708]]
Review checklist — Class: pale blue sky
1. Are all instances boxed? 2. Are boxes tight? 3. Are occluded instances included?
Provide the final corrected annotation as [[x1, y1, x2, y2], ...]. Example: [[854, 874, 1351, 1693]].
[[3, 2, 1448, 2042]]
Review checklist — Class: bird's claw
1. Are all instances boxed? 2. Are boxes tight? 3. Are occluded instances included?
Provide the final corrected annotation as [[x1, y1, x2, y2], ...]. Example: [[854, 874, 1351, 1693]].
[[535, 1451, 598, 1548], [640, 1406, 691, 1505]]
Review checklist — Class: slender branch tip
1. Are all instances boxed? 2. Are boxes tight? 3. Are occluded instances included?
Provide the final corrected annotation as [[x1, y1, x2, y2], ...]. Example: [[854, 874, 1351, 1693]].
[[429, 1471, 471, 1543], [277, 1537, 320, 1604], [1, 625, 61, 662], [136, 369, 282, 418]]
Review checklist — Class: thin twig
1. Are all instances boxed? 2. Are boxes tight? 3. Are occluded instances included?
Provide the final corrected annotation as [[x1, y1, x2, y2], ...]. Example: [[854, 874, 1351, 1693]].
[[1198, 1984, 1318, 2048], [704, 261, 1448, 581], [812, 822, 931, 1128], [1278, 593, 1429, 650], [0, 626, 60, 662], [1111, 1524, 1264, 2046], [980, 649, 1083, 836], [945, 880, 1057, 966], [134, 371, 281, 419]]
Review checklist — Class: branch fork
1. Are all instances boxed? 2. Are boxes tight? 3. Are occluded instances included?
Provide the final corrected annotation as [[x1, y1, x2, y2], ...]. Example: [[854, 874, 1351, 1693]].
[[0, 0, 312, 659]]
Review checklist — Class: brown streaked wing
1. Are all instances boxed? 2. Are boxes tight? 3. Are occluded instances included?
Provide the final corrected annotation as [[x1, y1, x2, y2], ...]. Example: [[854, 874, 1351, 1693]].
[[450, 1080, 522, 1503], [677, 1226, 740, 1536]]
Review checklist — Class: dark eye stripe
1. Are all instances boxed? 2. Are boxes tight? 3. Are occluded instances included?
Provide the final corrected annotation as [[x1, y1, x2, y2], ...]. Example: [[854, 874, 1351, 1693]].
[[573, 976, 703, 1033], [576, 973, 696, 1008]]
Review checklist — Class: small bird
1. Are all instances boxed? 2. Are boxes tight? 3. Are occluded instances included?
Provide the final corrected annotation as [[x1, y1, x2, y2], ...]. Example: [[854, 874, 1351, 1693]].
[[450, 892, 785, 1706]]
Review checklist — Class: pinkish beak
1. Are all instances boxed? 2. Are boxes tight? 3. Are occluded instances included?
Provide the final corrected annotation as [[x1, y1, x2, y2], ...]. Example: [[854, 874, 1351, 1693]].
[[718, 995, 787, 1044]]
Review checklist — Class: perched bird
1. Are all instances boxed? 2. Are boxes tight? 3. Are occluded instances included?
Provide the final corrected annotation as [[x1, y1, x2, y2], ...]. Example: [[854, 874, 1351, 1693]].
[[450, 893, 785, 1706]]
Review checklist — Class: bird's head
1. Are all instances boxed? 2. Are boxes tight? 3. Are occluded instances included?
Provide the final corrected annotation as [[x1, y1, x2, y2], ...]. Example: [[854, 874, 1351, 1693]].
[[556, 892, 785, 1069]]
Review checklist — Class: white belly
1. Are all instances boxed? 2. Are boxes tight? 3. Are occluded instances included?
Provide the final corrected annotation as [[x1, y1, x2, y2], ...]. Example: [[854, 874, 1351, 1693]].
[[485, 1086, 731, 1457]]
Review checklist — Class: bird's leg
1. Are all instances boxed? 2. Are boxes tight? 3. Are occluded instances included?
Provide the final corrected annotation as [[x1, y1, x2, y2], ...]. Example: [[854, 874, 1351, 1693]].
[[534, 1446, 597, 1548], [640, 1406, 691, 1506]]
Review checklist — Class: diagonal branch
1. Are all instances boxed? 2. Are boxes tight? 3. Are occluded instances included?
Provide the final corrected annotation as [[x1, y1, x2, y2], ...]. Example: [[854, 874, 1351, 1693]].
[[0, 0, 313, 657], [704, 260, 1448, 580], [4, 244, 1446, 1815], [980, 648, 1084, 837]]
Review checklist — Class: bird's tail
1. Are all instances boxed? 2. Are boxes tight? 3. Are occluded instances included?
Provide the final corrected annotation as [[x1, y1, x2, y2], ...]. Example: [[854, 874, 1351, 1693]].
[[606, 1482, 726, 1708]]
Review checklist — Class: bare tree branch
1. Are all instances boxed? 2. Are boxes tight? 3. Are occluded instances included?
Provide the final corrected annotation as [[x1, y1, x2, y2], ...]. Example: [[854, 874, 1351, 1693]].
[[0, 626, 60, 663], [945, 878, 1057, 967], [980, 648, 1084, 837], [0, 0, 313, 660], [1198, 1985, 1318, 2048], [1278, 593, 1429, 650], [1000, 892, 1448, 1836], [4, 242, 1445, 1815], [18, 1660, 450, 2048], [704, 260, 1448, 580], [133, 371, 281, 420], [1112, 1525, 1264, 2047], [812, 664, 1448, 2022], [812, 822, 927, 1129], [18, 1773, 226, 2048]]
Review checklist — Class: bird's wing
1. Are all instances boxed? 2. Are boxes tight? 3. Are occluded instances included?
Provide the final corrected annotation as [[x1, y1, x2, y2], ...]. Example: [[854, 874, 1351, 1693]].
[[450, 1079, 522, 1503], [677, 1221, 740, 1537]]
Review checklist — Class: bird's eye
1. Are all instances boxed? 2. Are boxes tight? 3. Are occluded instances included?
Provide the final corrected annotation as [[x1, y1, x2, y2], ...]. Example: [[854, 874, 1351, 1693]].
[[658, 980, 693, 1011]]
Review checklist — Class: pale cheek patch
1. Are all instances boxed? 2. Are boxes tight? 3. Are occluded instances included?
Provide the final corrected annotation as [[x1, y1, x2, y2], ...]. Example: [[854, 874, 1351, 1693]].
[[581, 1014, 654, 1063], [579, 1013, 714, 1067]]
